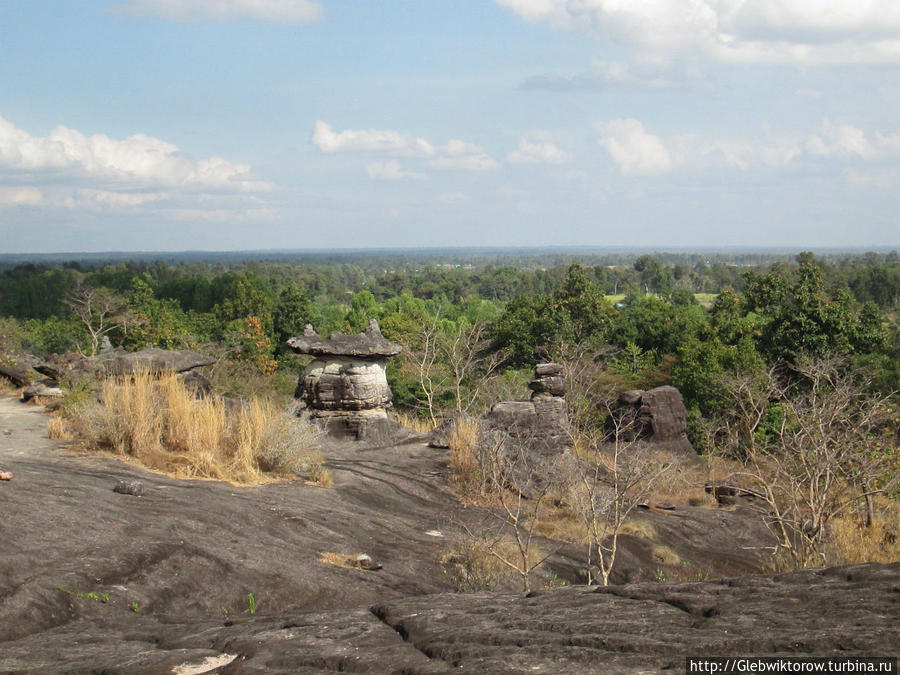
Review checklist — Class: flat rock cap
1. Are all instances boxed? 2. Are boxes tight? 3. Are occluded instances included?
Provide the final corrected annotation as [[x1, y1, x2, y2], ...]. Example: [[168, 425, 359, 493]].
[[287, 319, 402, 358]]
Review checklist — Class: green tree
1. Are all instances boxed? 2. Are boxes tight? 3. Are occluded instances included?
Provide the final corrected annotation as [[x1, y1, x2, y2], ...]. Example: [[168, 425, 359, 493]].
[[274, 284, 312, 344]]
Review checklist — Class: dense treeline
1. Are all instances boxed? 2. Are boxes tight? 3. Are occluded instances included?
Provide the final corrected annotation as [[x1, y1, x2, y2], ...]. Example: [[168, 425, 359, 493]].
[[1, 251, 898, 441]]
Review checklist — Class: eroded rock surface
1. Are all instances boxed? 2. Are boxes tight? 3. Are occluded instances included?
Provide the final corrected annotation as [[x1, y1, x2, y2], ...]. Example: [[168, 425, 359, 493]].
[[483, 363, 570, 454], [611, 385, 696, 458], [3, 395, 892, 673]]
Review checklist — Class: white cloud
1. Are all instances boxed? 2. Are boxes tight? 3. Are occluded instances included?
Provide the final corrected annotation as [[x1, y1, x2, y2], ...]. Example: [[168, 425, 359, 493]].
[[312, 121, 434, 157], [595, 119, 673, 176], [170, 206, 279, 222], [507, 138, 572, 164], [429, 153, 498, 172], [313, 121, 498, 171], [495, 0, 900, 64], [365, 160, 427, 181], [119, 0, 322, 23], [55, 189, 169, 210], [438, 193, 468, 204], [0, 116, 270, 192], [522, 59, 682, 90], [595, 117, 900, 177], [0, 186, 43, 207], [671, 134, 802, 170]]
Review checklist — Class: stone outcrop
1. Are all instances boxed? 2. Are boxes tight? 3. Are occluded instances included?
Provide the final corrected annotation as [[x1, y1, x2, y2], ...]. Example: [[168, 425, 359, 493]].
[[71, 347, 217, 377], [610, 385, 696, 458], [0, 365, 31, 388], [483, 362, 570, 454], [289, 319, 401, 439]]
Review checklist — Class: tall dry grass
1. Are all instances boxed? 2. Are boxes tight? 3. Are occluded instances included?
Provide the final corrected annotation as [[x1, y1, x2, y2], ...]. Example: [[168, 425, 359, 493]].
[[64, 370, 323, 484], [826, 499, 900, 565], [396, 411, 436, 433], [447, 416, 482, 498]]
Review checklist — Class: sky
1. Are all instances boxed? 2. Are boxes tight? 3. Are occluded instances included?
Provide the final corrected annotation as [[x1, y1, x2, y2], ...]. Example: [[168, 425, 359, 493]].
[[1, 0, 899, 253]]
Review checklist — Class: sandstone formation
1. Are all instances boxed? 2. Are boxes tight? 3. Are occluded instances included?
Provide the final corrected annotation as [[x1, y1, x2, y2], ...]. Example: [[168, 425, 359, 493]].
[[610, 385, 697, 459], [0, 364, 31, 388], [289, 319, 401, 439], [483, 362, 570, 454]]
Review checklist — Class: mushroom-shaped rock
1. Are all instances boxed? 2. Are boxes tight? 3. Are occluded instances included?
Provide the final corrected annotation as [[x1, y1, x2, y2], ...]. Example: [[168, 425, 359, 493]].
[[287, 319, 401, 358], [288, 320, 402, 440]]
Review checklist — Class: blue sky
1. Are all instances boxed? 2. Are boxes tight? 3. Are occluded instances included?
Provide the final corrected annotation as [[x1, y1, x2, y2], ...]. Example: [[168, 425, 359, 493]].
[[1, 0, 899, 252]]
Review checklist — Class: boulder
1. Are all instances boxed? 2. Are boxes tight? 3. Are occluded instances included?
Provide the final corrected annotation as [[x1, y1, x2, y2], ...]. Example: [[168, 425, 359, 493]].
[[82, 347, 216, 377], [610, 385, 696, 458], [297, 358, 393, 411], [0, 365, 31, 388], [22, 383, 63, 401], [528, 362, 566, 397], [429, 412, 463, 448], [483, 363, 571, 459]]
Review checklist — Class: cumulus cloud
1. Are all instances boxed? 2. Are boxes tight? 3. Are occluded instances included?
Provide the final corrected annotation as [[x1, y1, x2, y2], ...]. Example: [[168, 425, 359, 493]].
[[365, 160, 427, 181], [595, 119, 673, 176], [495, 0, 900, 64], [595, 117, 900, 177], [507, 137, 572, 164], [0, 116, 271, 192], [312, 121, 435, 157], [119, 0, 322, 23], [313, 121, 498, 172]]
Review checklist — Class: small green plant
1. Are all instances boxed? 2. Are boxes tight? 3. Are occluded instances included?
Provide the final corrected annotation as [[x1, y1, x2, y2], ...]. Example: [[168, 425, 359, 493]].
[[247, 592, 256, 615], [130, 602, 140, 612], [57, 587, 110, 603], [654, 569, 668, 583]]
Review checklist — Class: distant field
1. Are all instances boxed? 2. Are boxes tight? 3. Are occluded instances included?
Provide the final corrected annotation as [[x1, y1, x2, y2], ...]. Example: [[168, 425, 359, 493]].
[[605, 293, 719, 306]]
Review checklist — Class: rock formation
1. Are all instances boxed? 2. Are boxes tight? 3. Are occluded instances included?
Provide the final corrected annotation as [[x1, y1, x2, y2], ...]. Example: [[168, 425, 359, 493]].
[[288, 319, 401, 439], [609, 385, 696, 459], [482, 362, 570, 454]]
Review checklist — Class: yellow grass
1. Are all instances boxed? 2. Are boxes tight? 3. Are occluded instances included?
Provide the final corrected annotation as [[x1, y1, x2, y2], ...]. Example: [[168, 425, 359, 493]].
[[47, 415, 73, 440], [317, 551, 373, 569], [63, 369, 322, 485], [448, 416, 482, 497], [826, 499, 900, 565], [396, 412, 436, 433]]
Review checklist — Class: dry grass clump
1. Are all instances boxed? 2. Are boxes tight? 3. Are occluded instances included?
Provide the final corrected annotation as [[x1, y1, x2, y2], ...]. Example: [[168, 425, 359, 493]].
[[296, 451, 333, 488], [826, 499, 900, 565], [396, 412, 436, 433], [442, 538, 547, 592], [448, 416, 482, 498], [47, 415, 73, 440], [63, 369, 322, 484]]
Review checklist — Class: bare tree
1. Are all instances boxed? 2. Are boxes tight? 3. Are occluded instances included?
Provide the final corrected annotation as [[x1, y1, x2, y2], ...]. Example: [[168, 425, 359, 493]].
[[571, 391, 672, 586], [457, 431, 561, 592], [714, 357, 897, 567], [400, 314, 506, 424], [397, 310, 445, 427], [66, 285, 127, 357], [444, 319, 505, 414]]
